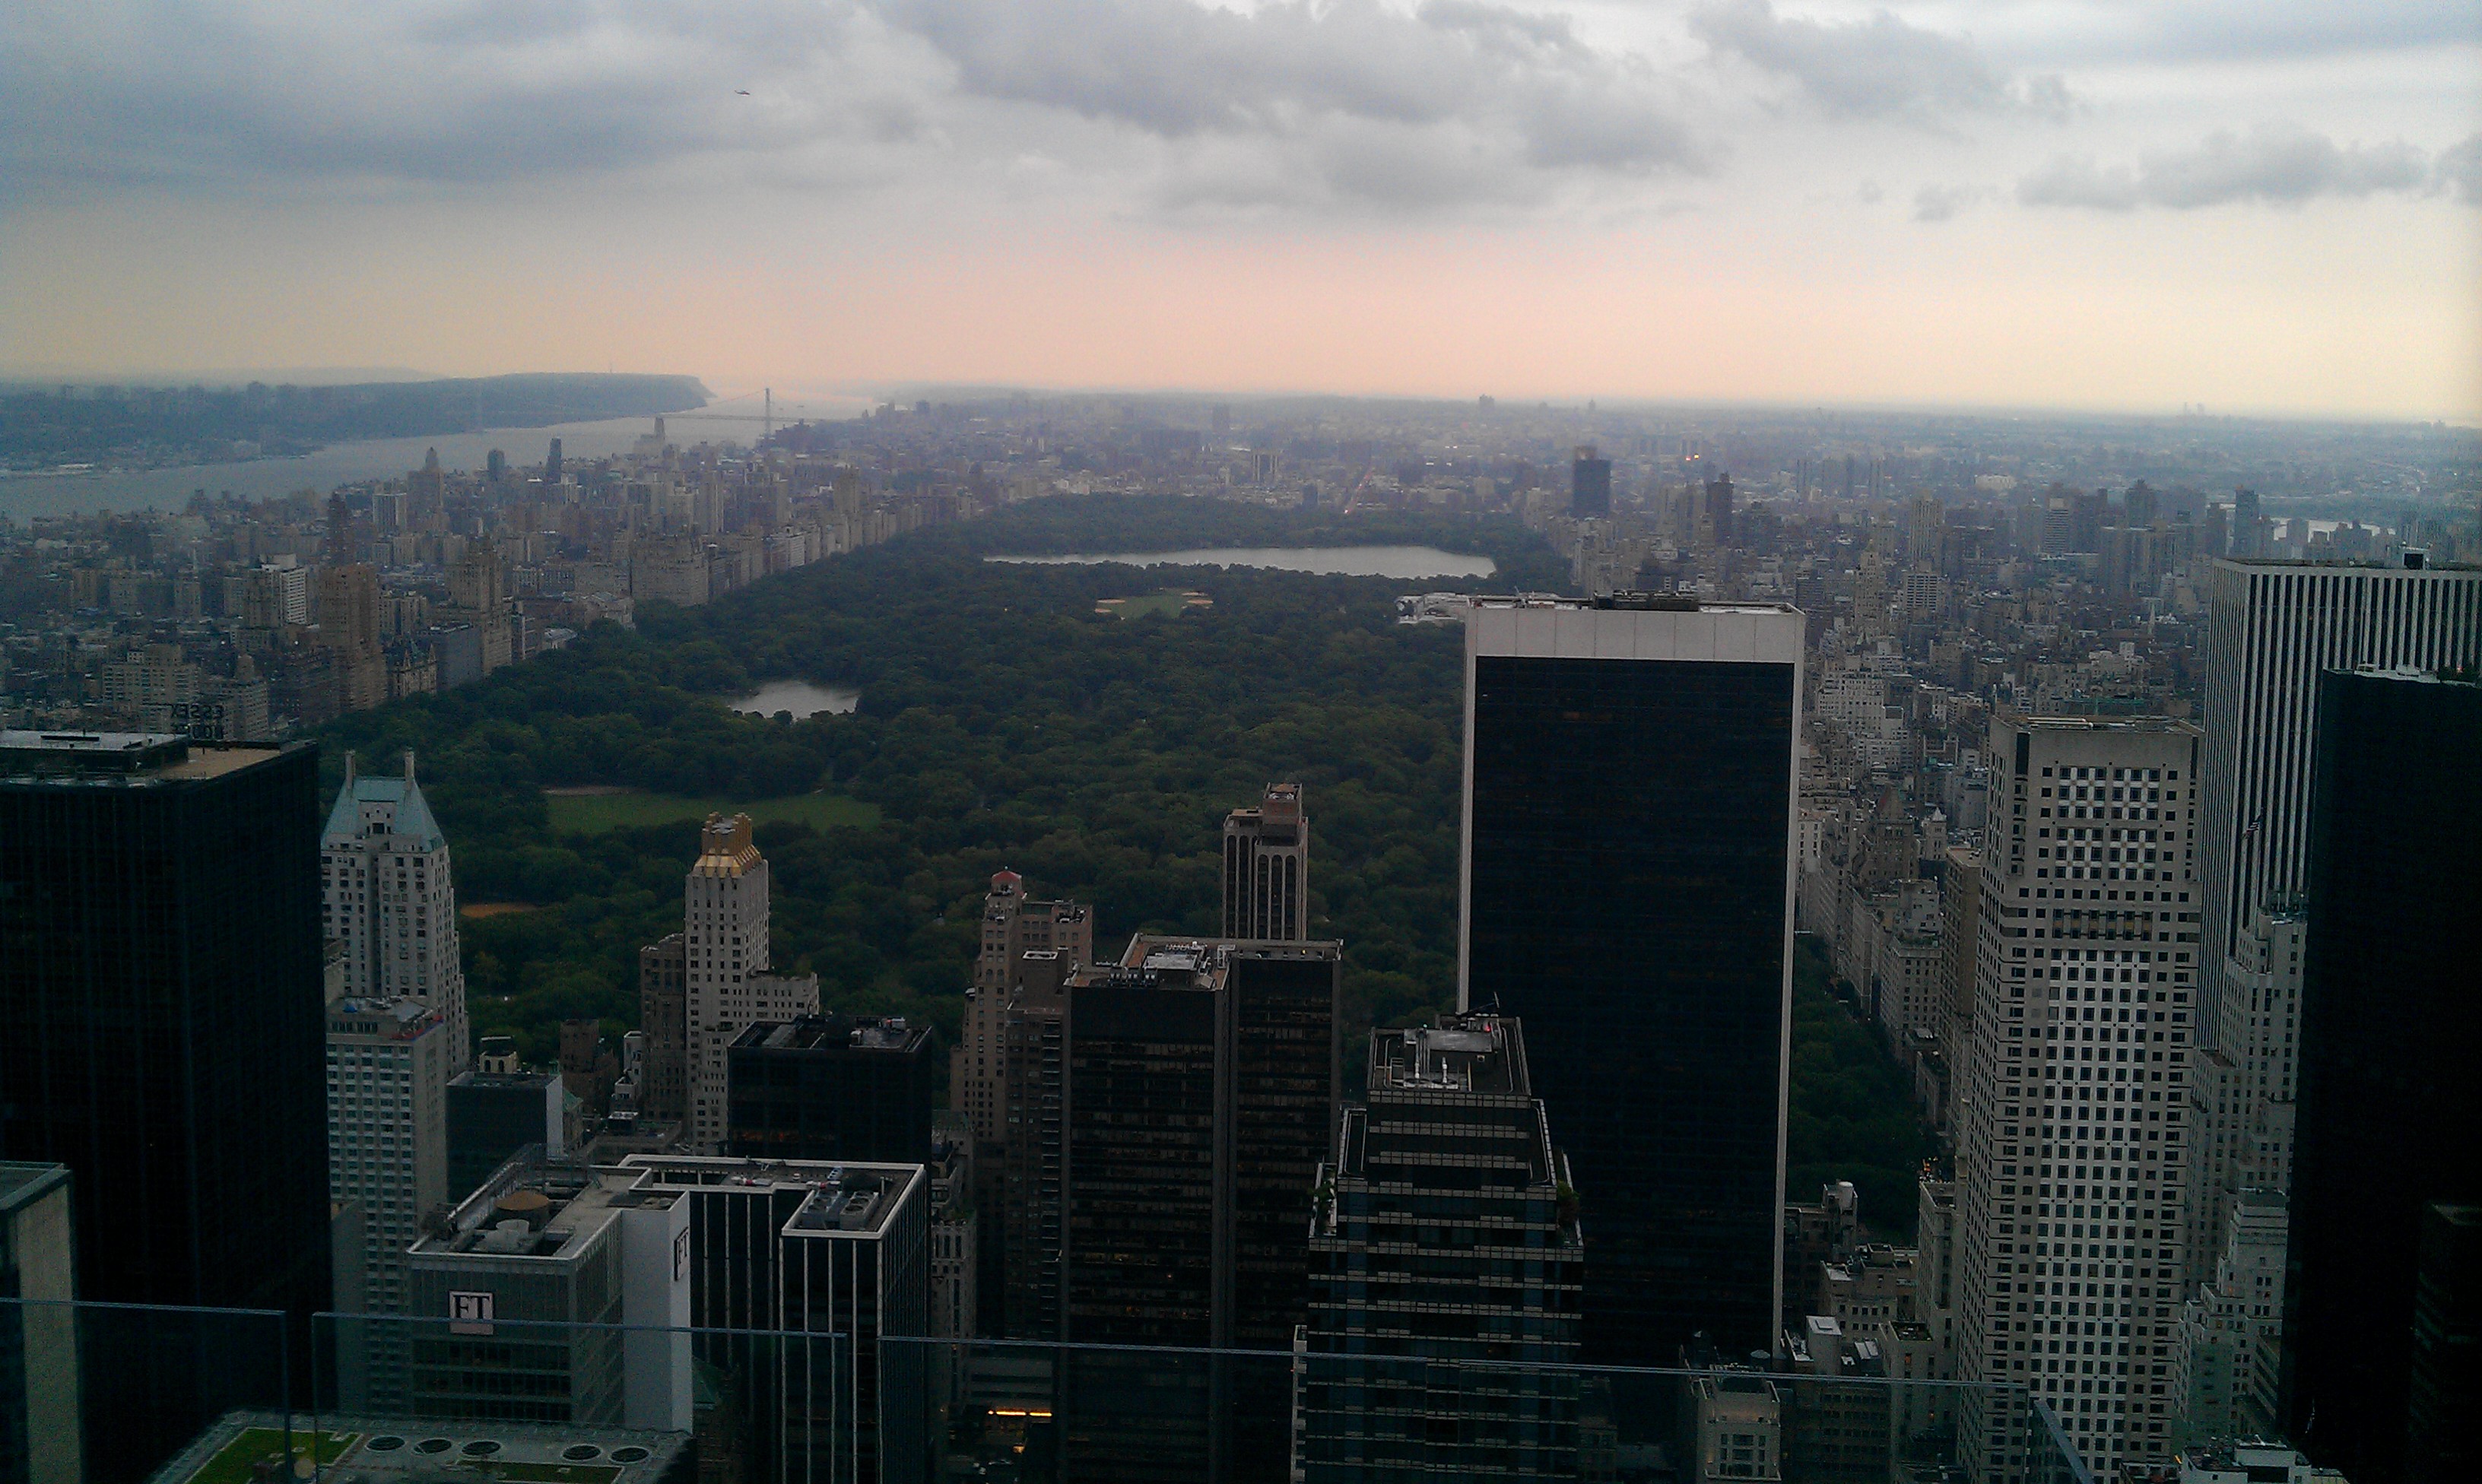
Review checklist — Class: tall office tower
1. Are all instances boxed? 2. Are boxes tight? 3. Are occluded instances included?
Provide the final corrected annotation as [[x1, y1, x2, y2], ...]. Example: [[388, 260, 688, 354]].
[[0, 1164, 78, 1484], [926, 1118, 979, 1378], [725, 1013, 935, 1165], [2190, 557, 2482, 1276], [1954, 717, 2201, 1482], [615, 1154, 932, 1483], [1704, 472, 1736, 545], [998, 951, 1070, 1340], [674, 813, 819, 1150], [322, 750, 471, 1073], [2181, 907, 2303, 1277], [1214, 937, 1345, 1355], [2404, 1204, 2480, 1484], [1458, 595, 1804, 1366], [972, 870, 1093, 991], [1222, 782, 1310, 940], [0, 732, 330, 1479], [956, 873, 1092, 1267], [0, 733, 330, 1310], [444, 1067, 565, 1198], [1940, 844, 1987, 1146], [1062, 959, 1218, 1352], [325, 996, 450, 1408], [544, 436, 563, 484], [2230, 490, 2260, 557], [316, 563, 387, 709], [1053, 937, 1341, 1481], [638, 933, 688, 1121], [2169, 1188, 2287, 1449], [1570, 445, 1612, 518], [1297, 1016, 1583, 1484], [2281, 668, 2482, 1484]]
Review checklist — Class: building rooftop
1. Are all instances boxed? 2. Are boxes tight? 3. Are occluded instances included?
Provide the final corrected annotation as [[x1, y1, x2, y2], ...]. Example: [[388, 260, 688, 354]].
[[2018, 715, 2203, 736], [1112, 933, 1342, 983], [1369, 1014, 1530, 1099], [1465, 592, 1797, 615], [0, 731, 286, 783], [731, 1013, 929, 1056], [327, 997, 444, 1042], [415, 1158, 665, 1264], [152, 1409, 690, 1484], [617, 1155, 923, 1241], [321, 752, 446, 849], [448, 1068, 560, 1090], [691, 812, 760, 877], [0, 1162, 68, 1216]]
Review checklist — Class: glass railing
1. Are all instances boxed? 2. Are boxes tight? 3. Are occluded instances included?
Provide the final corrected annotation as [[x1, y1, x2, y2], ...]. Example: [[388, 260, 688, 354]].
[[5, 1298, 2097, 1482]]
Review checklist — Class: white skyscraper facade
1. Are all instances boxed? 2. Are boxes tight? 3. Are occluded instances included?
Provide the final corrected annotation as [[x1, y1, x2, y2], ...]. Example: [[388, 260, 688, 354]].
[[1956, 716, 2201, 1481], [326, 995, 449, 1407], [2169, 1188, 2287, 1450], [322, 752, 470, 1074], [684, 813, 817, 1149], [2189, 559, 2482, 1280]]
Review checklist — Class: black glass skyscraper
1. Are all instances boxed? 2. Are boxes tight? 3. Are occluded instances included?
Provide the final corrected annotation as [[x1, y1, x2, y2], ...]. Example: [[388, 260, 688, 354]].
[[0, 734, 329, 1314], [1570, 446, 1612, 518], [1459, 598, 1803, 1367], [2284, 668, 2482, 1484], [0, 732, 330, 1480], [725, 1013, 937, 1165]]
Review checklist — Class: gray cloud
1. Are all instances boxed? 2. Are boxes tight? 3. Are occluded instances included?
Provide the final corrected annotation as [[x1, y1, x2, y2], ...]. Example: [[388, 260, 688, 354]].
[[2, 0, 934, 193], [1690, 0, 2070, 124], [2016, 2, 2479, 67], [881, 0, 1708, 186], [1912, 183, 1983, 222], [2, 0, 1706, 215], [2019, 125, 2432, 211], [2438, 134, 2482, 206]]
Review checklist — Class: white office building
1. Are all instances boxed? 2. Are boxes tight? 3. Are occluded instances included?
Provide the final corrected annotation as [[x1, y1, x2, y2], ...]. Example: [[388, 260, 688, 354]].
[[1956, 716, 2202, 1480], [323, 752, 470, 1074], [682, 814, 817, 1149], [2190, 559, 2482, 1279], [327, 995, 451, 1408], [2171, 1188, 2287, 1449]]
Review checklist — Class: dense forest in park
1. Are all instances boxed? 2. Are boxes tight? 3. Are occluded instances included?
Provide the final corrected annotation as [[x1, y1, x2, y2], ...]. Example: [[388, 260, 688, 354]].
[[316, 493, 1928, 1223]]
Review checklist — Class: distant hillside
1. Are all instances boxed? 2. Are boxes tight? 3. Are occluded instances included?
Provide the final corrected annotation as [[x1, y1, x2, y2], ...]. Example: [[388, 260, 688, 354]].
[[0, 372, 710, 468]]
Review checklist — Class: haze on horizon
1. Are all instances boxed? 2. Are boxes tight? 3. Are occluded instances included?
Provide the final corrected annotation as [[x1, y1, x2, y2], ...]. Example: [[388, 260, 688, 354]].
[[5, 0, 2478, 423]]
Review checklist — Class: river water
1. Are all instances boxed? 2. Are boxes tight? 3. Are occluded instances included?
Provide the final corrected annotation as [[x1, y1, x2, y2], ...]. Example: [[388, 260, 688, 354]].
[[0, 402, 871, 521], [987, 546, 1497, 579], [729, 681, 860, 719]]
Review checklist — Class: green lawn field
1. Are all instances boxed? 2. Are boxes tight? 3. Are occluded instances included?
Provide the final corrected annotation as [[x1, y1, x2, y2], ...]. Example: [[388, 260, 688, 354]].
[[1094, 588, 1208, 619], [544, 791, 881, 836], [187, 1429, 357, 1484]]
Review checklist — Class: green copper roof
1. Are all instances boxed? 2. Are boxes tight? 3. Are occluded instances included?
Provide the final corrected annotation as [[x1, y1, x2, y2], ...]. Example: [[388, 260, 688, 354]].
[[322, 759, 447, 850]]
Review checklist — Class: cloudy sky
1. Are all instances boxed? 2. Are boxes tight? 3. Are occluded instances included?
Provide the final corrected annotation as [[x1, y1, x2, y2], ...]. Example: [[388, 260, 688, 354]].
[[5, 0, 2477, 418]]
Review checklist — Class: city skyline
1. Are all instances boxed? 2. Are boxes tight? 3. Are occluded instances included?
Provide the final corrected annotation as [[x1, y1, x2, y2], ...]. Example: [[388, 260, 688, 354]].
[[1, 360, 2474, 1478]]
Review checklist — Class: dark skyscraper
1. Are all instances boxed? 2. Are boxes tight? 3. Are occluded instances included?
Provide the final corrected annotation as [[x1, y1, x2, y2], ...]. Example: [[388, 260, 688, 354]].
[[1570, 445, 1611, 518], [1052, 937, 1341, 1482], [2283, 668, 2482, 1484], [725, 1013, 936, 1165], [1459, 597, 1804, 1366], [0, 731, 330, 1481], [0, 733, 329, 1314], [1705, 473, 1735, 545], [1298, 1015, 1583, 1482]]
